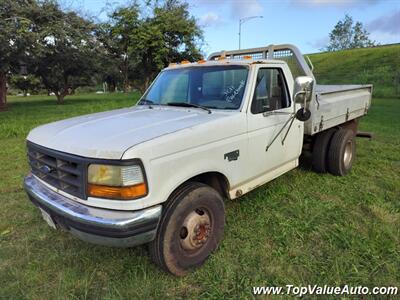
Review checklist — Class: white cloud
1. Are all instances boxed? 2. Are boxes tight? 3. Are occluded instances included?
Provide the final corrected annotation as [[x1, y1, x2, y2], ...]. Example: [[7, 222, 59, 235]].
[[199, 12, 223, 27], [231, 0, 263, 18], [191, 0, 263, 19], [292, 0, 382, 8]]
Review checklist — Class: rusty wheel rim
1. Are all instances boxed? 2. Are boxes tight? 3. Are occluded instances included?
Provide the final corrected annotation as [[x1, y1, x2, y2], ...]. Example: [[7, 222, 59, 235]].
[[179, 208, 211, 251]]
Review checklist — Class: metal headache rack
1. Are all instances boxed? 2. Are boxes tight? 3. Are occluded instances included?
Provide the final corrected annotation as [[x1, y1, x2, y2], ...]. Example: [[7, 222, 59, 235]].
[[208, 44, 315, 81]]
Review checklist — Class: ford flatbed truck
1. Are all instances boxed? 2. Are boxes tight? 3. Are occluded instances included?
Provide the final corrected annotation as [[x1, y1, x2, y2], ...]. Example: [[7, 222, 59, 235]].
[[24, 44, 372, 276]]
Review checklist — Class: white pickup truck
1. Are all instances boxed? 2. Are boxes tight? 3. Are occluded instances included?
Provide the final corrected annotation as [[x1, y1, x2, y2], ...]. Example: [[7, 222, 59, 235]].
[[24, 44, 372, 276]]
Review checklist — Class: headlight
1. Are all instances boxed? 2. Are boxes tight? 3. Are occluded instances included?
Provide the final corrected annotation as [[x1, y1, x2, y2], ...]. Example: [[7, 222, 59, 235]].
[[87, 164, 147, 200]]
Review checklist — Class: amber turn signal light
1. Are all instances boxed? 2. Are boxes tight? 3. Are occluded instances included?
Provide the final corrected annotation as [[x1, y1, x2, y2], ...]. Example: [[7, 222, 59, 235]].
[[88, 183, 147, 200]]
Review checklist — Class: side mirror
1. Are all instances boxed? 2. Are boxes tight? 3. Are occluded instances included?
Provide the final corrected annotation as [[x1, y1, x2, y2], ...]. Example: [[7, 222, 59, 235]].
[[293, 76, 314, 104], [293, 76, 314, 121]]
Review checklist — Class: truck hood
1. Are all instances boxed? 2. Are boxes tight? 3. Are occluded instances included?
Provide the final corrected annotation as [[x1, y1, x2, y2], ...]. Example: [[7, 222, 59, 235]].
[[27, 106, 229, 159]]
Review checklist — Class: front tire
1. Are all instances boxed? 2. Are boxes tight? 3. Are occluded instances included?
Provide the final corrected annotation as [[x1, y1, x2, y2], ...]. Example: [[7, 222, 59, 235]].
[[149, 182, 225, 276], [327, 128, 356, 176]]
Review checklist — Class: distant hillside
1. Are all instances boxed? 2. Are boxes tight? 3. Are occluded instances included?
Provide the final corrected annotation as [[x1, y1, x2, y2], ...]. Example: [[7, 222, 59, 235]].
[[308, 44, 400, 98]]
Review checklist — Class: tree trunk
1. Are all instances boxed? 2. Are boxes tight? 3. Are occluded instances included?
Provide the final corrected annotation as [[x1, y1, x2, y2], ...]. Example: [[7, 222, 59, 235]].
[[138, 76, 152, 94], [0, 72, 8, 111], [56, 81, 69, 104], [123, 71, 129, 93], [145, 76, 151, 91], [56, 93, 65, 104], [122, 56, 129, 93], [109, 81, 116, 92]]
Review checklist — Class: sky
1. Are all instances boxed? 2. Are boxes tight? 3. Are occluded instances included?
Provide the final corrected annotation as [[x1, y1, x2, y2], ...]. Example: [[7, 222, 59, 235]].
[[70, 0, 400, 56]]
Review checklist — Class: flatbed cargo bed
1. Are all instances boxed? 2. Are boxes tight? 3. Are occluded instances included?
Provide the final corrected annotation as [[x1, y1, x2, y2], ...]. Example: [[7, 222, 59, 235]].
[[305, 84, 372, 135]]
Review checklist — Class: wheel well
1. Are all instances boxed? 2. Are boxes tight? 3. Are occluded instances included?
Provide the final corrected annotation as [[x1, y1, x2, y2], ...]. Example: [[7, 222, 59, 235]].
[[186, 172, 230, 200], [310, 119, 360, 149], [337, 118, 359, 135]]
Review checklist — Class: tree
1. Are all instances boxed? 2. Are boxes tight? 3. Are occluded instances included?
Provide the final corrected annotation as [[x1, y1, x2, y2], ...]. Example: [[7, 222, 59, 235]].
[[98, 0, 203, 93], [130, 0, 203, 92], [96, 4, 141, 92], [32, 1, 101, 103], [0, 0, 38, 110], [325, 15, 376, 51]]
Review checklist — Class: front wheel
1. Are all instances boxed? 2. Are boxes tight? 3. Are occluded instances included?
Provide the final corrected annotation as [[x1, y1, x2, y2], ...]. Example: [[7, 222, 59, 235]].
[[149, 182, 225, 276]]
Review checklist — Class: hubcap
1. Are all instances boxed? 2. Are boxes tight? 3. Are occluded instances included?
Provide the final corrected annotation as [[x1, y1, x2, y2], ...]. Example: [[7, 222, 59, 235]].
[[343, 140, 353, 168], [180, 209, 211, 251]]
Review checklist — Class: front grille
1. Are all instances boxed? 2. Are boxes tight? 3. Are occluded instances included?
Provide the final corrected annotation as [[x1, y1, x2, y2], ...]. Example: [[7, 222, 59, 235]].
[[27, 142, 86, 199]]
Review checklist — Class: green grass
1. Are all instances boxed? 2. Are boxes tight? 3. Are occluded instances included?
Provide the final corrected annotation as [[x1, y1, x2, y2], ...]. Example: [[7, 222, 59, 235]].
[[0, 93, 399, 299], [308, 44, 400, 98]]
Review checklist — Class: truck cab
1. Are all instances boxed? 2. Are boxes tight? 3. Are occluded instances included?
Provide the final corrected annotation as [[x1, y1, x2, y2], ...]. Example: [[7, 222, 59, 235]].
[[24, 44, 372, 276]]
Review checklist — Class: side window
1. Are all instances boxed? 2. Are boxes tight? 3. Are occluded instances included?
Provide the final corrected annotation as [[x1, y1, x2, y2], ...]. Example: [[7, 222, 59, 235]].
[[251, 68, 290, 114]]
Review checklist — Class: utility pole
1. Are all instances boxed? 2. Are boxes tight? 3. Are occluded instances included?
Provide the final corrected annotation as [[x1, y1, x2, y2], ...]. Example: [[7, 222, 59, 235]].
[[238, 16, 263, 50]]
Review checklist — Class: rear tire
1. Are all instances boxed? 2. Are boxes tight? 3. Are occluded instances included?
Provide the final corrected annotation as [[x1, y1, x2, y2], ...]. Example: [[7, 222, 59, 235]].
[[327, 129, 356, 176], [149, 182, 225, 276], [312, 128, 336, 173]]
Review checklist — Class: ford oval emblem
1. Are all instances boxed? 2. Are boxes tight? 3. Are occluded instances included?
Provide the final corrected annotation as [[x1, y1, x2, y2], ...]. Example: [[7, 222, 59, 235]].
[[40, 165, 54, 174]]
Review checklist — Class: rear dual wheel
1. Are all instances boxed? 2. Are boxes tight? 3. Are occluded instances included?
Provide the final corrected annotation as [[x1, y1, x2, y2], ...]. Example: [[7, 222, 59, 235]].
[[149, 182, 225, 276], [312, 128, 336, 173], [312, 128, 356, 176], [327, 129, 356, 176]]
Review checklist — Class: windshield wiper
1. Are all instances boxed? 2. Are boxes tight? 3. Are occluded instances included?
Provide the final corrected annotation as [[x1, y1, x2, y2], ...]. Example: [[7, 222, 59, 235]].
[[166, 102, 212, 114], [138, 99, 156, 106]]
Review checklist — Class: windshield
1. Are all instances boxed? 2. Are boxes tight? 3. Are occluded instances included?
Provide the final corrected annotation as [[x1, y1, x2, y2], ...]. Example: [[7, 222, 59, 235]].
[[140, 65, 249, 110]]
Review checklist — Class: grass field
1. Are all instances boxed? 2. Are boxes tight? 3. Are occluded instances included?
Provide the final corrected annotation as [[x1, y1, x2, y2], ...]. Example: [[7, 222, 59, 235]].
[[0, 93, 399, 299], [308, 44, 400, 98]]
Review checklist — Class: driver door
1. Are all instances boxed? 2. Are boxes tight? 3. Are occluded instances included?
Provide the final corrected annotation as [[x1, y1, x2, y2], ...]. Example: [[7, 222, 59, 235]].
[[247, 67, 302, 178]]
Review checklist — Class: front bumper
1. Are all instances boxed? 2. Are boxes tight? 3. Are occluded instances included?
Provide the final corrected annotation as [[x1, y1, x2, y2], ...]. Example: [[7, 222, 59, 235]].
[[24, 174, 162, 247]]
